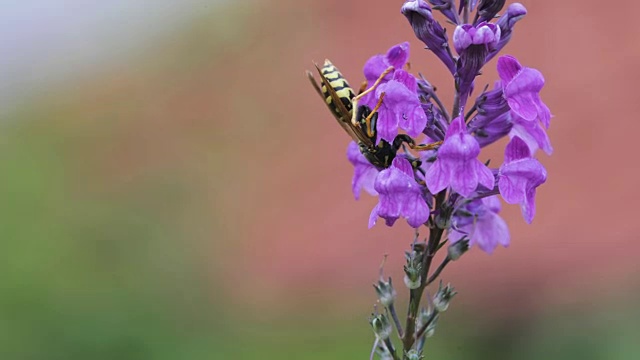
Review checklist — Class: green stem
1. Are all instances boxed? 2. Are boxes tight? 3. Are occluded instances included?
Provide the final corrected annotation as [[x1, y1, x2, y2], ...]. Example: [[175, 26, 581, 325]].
[[426, 257, 451, 286], [463, 0, 470, 24], [464, 103, 477, 122], [452, 92, 460, 119], [384, 338, 401, 360], [401, 191, 447, 356], [389, 304, 404, 338], [370, 338, 379, 360]]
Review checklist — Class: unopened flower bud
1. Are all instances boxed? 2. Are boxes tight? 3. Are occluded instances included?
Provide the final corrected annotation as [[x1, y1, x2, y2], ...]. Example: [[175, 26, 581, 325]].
[[424, 318, 438, 338], [427, 0, 459, 24], [486, 3, 527, 62], [476, 0, 506, 23], [433, 282, 457, 312], [433, 198, 453, 229], [405, 349, 424, 360], [417, 307, 439, 338], [434, 210, 451, 229], [468, 84, 510, 130], [404, 249, 424, 289], [447, 238, 469, 260], [453, 22, 501, 108], [404, 272, 422, 290], [370, 312, 393, 340], [402, 0, 455, 74], [498, 3, 527, 33], [374, 277, 397, 307]]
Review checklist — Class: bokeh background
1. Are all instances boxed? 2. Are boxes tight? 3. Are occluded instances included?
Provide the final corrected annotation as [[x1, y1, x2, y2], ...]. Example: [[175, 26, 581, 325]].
[[1, 1, 638, 359]]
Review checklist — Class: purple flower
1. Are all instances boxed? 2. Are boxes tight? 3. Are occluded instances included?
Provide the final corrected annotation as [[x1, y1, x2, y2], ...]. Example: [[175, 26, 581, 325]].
[[347, 141, 379, 199], [450, 196, 510, 254], [453, 22, 501, 112], [509, 113, 553, 155], [487, 3, 527, 62], [374, 70, 427, 142], [425, 117, 494, 197], [497, 55, 551, 128], [369, 157, 430, 228], [360, 42, 411, 110], [498, 136, 547, 223], [401, 0, 456, 74]]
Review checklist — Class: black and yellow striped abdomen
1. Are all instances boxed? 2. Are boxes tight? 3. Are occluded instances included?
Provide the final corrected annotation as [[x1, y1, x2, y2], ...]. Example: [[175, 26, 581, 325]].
[[320, 60, 356, 121]]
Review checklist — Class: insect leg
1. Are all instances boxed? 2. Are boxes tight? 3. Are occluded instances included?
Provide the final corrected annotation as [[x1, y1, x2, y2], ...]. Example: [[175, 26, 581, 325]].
[[409, 140, 443, 151], [392, 134, 415, 152], [364, 92, 385, 138], [353, 66, 394, 102], [350, 66, 394, 126], [391, 135, 441, 153]]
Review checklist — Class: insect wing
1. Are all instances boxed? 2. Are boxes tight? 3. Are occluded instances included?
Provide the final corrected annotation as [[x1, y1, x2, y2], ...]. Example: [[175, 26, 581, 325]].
[[314, 62, 371, 145]]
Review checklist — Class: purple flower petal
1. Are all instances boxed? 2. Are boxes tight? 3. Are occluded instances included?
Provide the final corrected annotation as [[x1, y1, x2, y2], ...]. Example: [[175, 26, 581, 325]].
[[363, 42, 410, 83], [368, 203, 381, 228], [538, 101, 551, 129], [392, 69, 418, 93], [375, 105, 400, 143], [483, 194, 502, 213], [453, 25, 473, 54], [423, 158, 450, 194], [522, 186, 538, 225], [473, 24, 500, 46], [364, 55, 389, 83], [509, 113, 553, 155], [386, 42, 410, 69], [347, 141, 379, 199], [503, 132, 532, 162]]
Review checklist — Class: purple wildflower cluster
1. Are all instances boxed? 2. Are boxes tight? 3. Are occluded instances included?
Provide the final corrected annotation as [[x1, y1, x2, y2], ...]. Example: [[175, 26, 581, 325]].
[[347, 0, 551, 254], [309, 1, 556, 357]]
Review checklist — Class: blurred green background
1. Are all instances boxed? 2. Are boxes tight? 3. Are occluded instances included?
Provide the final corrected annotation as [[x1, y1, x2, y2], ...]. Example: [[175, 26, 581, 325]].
[[1, 1, 639, 359]]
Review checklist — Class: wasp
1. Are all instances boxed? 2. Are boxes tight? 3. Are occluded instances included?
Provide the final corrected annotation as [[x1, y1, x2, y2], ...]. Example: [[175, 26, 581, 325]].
[[307, 60, 440, 170]]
